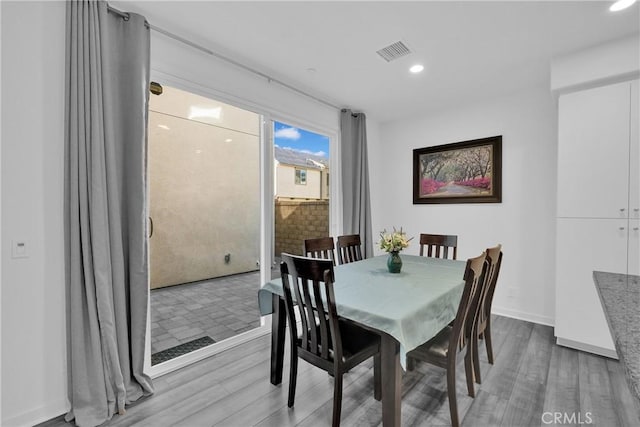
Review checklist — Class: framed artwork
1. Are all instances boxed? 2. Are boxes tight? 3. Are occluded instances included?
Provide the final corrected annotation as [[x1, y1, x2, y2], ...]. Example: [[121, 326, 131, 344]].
[[413, 136, 502, 204]]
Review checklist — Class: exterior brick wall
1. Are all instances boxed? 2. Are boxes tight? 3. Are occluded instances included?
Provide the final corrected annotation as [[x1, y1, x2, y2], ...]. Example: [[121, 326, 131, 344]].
[[275, 199, 330, 256]]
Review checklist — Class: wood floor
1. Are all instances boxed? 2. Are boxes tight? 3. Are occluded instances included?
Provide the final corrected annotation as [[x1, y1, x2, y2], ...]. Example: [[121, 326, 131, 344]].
[[41, 316, 640, 426]]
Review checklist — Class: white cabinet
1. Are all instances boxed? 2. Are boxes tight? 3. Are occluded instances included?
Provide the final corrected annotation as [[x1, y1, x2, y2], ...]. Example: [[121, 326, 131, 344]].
[[555, 80, 639, 357], [631, 81, 640, 220], [556, 219, 625, 353], [557, 82, 631, 219], [630, 220, 640, 276], [631, 81, 640, 275]]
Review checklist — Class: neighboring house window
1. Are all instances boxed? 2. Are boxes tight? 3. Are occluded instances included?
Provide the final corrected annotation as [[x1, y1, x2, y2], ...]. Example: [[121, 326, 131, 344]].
[[295, 168, 307, 185]]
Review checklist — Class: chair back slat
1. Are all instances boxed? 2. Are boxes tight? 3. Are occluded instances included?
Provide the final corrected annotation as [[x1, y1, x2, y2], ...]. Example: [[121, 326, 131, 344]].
[[337, 234, 363, 264], [419, 234, 458, 260], [477, 245, 503, 326], [303, 279, 319, 352], [323, 269, 342, 362], [312, 279, 330, 359], [280, 254, 341, 361], [287, 267, 310, 351], [304, 237, 336, 266], [450, 252, 487, 354]]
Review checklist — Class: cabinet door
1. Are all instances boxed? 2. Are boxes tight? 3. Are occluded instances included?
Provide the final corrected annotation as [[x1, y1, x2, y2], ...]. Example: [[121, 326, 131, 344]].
[[557, 82, 631, 218], [555, 218, 627, 352], [630, 80, 639, 220], [630, 219, 640, 276]]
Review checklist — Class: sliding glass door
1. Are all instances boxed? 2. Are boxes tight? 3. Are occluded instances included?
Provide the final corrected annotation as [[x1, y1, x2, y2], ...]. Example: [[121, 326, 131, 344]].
[[143, 81, 337, 374], [147, 84, 263, 366]]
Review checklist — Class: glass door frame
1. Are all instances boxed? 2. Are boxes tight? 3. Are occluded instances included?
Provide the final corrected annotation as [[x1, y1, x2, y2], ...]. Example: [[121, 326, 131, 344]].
[[266, 115, 340, 270], [144, 72, 340, 378]]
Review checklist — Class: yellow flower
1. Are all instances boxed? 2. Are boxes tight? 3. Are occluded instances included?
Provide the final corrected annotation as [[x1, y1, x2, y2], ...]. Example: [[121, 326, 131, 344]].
[[378, 227, 413, 253]]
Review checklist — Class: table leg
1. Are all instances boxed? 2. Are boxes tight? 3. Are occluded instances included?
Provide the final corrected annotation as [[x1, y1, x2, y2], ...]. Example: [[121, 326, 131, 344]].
[[270, 294, 286, 385], [381, 333, 401, 427]]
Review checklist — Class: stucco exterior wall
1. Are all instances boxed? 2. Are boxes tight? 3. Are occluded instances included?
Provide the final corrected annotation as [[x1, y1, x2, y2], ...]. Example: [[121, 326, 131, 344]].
[[148, 106, 260, 288], [276, 164, 328, 200]]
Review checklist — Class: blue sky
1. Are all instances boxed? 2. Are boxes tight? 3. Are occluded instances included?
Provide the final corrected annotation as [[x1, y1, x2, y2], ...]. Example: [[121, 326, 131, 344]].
[[274, 121, 329, 158]]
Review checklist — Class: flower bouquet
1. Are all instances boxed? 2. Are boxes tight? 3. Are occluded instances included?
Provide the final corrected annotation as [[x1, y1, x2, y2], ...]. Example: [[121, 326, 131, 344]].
[[379, 227, 413, 273]]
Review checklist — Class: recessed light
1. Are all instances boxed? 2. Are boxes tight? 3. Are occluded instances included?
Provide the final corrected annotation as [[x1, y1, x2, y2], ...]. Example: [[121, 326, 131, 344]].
[[157, 124, 170, 130], [188, 106, 221, 120], [409, 64, 424, 74], [225, 138, 233, 143], [610, 0, 636, 11]]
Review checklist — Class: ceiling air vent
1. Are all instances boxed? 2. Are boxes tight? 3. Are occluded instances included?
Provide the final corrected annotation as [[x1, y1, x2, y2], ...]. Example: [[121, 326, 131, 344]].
[[376, 41, 412, 62]]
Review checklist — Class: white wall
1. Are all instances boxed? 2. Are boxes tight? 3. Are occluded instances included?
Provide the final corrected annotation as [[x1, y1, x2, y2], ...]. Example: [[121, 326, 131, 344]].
[[370, 84, 557, 325], [1, 1, 68, 425]]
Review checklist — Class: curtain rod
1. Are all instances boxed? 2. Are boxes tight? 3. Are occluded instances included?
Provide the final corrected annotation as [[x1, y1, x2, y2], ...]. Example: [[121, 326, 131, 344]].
[[106, 4, 341, 111]]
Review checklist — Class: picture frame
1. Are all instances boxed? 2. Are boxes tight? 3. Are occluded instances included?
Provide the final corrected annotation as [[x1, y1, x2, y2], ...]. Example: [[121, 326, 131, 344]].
[[413, 136, 502, 204]]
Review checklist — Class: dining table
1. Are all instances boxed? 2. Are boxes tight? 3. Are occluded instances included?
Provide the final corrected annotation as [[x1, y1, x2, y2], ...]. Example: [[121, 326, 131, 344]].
[[257, 254, 467, 426]]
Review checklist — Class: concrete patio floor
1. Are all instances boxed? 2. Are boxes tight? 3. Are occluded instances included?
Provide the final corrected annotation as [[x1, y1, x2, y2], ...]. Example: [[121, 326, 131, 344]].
[[150, 270, 262, 358]]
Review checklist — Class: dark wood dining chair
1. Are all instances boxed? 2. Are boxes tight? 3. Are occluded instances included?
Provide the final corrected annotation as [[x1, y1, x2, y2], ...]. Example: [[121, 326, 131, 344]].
[[303, 236, 336, 265], [471, 244, 503, 384], [419, 233, 458, 260], [280, 253, 381, 427], [406, 252, 487, 427], [336, 234, 363, 265]]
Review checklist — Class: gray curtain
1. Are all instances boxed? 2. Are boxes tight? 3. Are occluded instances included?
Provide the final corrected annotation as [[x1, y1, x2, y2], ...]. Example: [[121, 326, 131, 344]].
[[340, 109, 374, 257], [64, 1, 153, 425]]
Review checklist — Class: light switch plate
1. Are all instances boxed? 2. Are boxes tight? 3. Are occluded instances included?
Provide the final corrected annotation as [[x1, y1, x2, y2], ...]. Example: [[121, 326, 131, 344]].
[[11, 240, 29, 258]]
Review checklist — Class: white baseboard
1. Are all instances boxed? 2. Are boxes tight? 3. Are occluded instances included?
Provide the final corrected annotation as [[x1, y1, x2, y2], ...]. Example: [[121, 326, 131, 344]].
[[491, 307, 619, 359], [2, 398, 69, 427], [556, 337, 619, 359], [492, 306, 554, 327]]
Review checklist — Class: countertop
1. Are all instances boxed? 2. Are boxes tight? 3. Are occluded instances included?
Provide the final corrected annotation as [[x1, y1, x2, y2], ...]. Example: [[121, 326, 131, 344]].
[[593, 271, 640, 405]]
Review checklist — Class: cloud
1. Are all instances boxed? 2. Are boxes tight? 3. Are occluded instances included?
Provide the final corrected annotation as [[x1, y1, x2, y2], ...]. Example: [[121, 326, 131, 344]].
[[274, 127, 301, 140], [278, 146, 327, 158], [301, 149, 327, 157]]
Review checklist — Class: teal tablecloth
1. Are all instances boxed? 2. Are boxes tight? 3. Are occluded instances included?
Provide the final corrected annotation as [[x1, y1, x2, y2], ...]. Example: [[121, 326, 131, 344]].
[[258, 254, 466, 366]]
